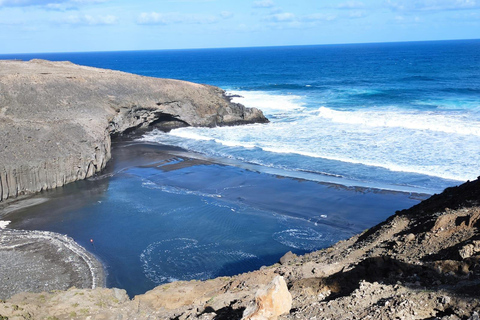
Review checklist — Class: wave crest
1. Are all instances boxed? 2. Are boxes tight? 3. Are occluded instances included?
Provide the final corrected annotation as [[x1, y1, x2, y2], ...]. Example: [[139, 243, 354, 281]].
[[316, 106, 480, 136]]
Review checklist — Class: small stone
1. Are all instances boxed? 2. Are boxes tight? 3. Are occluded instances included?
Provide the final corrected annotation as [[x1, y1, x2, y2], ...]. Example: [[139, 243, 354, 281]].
[[441, 296, 451, 305], [199, 313, 217, 320], [459, 244, 475, 259], [405, 233, 415, 242], [279, 251, 297, 265]]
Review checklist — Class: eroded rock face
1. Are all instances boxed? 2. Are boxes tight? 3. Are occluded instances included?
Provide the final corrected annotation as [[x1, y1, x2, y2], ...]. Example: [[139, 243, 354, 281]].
[[0, 59, 268, 202]]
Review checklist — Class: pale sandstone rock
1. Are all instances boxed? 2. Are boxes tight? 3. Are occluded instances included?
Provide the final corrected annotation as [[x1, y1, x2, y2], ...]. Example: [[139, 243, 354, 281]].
[[242, 276, 292, 320], [459, 244, 475, 259], [405, 233, 416, 242], [279, 251, 297, 265]]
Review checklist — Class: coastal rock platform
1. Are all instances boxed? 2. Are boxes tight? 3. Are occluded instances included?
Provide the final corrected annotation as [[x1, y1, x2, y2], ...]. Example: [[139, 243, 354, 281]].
[[0, 59, 267, 202]]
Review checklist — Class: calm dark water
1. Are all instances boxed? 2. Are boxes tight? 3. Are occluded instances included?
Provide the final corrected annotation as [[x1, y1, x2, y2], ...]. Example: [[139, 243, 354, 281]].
[[6, 143, 422, 296]]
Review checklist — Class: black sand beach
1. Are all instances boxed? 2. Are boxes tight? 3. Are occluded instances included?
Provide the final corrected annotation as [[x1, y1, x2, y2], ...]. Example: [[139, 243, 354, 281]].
[[0, 229, 104, 300]]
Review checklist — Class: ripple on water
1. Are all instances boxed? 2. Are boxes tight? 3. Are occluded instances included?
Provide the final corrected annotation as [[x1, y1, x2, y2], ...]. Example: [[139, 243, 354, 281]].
[[272, 228, 332, 251], [140, 238, 260, 285]]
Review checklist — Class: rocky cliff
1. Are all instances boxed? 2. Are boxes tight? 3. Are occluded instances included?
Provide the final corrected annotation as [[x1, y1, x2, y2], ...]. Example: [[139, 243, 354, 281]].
[[0, 59, 267, 202], [1, 177, 479, 319]]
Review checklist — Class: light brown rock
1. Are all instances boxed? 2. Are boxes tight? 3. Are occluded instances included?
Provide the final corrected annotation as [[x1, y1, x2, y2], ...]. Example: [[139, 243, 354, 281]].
[[242, 276, 292, 320], [279, 251, 297, 265]]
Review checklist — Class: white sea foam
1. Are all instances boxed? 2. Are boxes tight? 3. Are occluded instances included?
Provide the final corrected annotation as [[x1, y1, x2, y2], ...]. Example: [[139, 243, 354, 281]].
[[316, 106, 480, 136], [140, 238, 259, 284], [272, 228, 330, 251], [228, 90, 306, 114], [141, 180, 222, 199], [141, 89, 480, 186], [0, 220, 11, 229]]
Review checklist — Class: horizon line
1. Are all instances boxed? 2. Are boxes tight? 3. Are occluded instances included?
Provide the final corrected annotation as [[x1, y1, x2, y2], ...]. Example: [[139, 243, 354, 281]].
[[1, 37, 479, 56]]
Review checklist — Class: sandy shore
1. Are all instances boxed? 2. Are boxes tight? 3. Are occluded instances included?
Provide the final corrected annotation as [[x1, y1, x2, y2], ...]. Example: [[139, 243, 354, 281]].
[[0, 228, 105, 300]]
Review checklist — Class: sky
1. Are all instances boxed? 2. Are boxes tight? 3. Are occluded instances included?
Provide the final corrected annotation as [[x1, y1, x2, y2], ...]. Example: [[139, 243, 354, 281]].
[[0, 0, 480, 54]]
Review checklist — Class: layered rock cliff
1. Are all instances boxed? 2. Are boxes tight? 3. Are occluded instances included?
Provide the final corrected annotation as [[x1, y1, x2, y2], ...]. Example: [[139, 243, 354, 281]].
[[0, 59, 267, 202]]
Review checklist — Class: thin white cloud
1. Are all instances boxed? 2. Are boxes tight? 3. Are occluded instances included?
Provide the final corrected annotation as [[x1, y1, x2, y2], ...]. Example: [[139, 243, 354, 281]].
[[266, 12, 295, 22], [235, 23, 262, 32], [348, 10, 367, 18], [303, 13, 337, 21], [386, 0, 480, 11], [58, 13, 117, 25], [71, 0, 106, 3], [263, 11, 340, 28], [393, 14, 422, 25], [220, 11, 234, 19], [337, 1, 366, 9], [0, 0, 57, 6], [0, 0, 107, 7], [253, 0, 274, 8], [452, 10, 480, 19], [137, 12, 221, 25]]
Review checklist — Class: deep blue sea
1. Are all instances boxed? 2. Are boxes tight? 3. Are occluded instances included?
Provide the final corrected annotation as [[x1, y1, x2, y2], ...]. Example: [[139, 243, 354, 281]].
[[2, 40, 480, 296], [3, 40, 479, 193]]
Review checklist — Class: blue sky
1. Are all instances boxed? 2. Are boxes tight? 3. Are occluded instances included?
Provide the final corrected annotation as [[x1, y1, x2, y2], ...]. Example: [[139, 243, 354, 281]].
[[1, 0, 479, 53]]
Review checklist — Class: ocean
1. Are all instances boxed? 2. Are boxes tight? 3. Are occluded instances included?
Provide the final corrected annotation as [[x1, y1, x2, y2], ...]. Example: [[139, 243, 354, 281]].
[[4, 40, 479, 193], [2, 39, 479, 296]]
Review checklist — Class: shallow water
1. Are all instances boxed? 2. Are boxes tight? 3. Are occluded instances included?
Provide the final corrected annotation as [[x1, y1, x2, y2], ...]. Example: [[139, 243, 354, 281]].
[[5, 142, 424, 296]]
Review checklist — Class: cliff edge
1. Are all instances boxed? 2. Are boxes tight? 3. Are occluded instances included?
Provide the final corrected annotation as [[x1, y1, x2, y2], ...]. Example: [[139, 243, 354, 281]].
[[0, 59, 267, 202]]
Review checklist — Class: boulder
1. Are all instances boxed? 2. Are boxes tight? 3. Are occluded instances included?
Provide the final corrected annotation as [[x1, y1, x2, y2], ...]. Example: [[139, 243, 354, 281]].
[[279, 251, 297, 265], [242, 276, 292, 320]]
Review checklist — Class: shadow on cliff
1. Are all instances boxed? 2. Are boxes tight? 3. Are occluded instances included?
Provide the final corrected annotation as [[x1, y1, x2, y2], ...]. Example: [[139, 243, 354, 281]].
[[290, 255, 480, 302], [356, 177, 480, 244], [196, 304, 246, 320]]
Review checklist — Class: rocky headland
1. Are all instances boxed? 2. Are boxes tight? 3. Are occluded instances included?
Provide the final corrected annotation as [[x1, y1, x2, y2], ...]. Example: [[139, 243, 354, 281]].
[[0, 59, 267, 202]]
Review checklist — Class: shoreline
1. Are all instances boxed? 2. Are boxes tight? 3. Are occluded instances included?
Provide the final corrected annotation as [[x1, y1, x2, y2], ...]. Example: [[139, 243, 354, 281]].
[[116, 138, 433, 198], [0, 228, 105, 300]]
